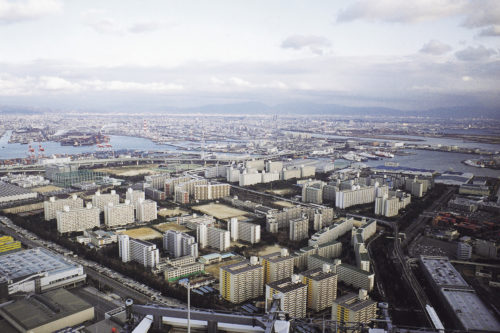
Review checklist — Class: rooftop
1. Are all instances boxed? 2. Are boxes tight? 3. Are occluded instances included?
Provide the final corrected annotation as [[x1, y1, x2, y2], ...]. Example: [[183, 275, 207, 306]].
[[268, 277, 307, 293], [441, 288, 500, 332], [0, 181, 35, 197], [0, 289, 93, 331], [301, 267, 337, 281], [0, 248, 81, 282], [419, 256, 469, 287], [220, 260, 261, 274], [335, 292, 376, 312]]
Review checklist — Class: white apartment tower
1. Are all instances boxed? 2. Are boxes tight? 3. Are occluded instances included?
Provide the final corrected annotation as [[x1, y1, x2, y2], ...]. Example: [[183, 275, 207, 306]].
[[118, 234, 159, 268], [44, 195, 83, 221], [163, 230, 199, 258], [104, 200, 135, 227], [136, 199, 157, 222], [56, 203, 100, 233], [91, 190, 120, 211]]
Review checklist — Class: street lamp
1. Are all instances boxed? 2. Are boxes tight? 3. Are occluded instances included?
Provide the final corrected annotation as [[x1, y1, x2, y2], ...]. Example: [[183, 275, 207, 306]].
[[179, 279, 191, 333]]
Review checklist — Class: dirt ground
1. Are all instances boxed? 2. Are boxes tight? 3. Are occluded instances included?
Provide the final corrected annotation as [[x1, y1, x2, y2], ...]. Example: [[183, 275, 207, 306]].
[[95, 165, 161, 176], [154, 222, 190, 233], [266, 188, 294, 196], [273, 200, 295, 208], [158, 207, 188, 217], [31, 185, 63, 193], [117, 227, 163, 240], [205, 258, 245, 279], [193, 203, 248, 220], [2, 202, 44, 214], [253, 244, 283, 256]]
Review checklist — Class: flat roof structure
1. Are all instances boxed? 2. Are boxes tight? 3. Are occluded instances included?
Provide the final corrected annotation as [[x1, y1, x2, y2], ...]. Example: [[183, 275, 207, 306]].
[[267, 277, 306, 293], [0, 288, 94, 332], [335, 292, 376, 313], [420, 256, 468, 288], [420, 256, 500, 332], [0, 248, 81, 282], [221, 260, 261, 274]]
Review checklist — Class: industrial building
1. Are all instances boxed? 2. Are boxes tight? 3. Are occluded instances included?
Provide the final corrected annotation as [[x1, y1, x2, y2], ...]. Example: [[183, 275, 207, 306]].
[[419, 256, 500, 332], [56, 203, 100, 233], [0, 288, 94, 333], [43, 195, 83, 221], [220, 257, 264, 304], [261, 250, 294, 284], [301, 265, 338, 312], [0, 248, 86, 296], [118, 235, 159, 268], [331, 290, 377, 325], [0, 181, 38, 204], [266, 275, 308, 318]]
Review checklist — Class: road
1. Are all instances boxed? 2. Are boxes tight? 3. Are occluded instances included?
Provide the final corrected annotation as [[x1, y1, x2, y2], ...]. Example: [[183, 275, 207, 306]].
[[0, 215, 182, 307]]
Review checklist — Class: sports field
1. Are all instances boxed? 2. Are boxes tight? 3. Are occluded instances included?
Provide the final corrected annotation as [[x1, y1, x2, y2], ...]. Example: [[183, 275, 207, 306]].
[[205, 258, 244, 279], [118, 227, 163, 240], [193, 203, 248, 220], [273, 200, 295, 208], [31, 185, 63, 193], [158, 207, 188, 217]]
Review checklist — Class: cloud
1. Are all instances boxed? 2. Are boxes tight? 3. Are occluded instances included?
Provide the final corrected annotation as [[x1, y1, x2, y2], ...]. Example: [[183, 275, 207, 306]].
[[462, 0, 500, 28], [211, 76, 288, 90], [281, 35, 331, 55], [478, 25, 500, 36], [82, 9, 165, 35], [0, 74, 183, 96], [455, 45, 496, 61], [128, 21, 162, 33], [420, 40, 452, 55], [0, 0, 62, 24], [336, 0, 465, 23]]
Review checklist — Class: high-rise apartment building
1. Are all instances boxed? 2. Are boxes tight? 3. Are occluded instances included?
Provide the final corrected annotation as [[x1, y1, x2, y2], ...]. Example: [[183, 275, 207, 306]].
[[220, 257, 263, 304], [56, 203, 100, 233], [206, 227, 230, 251], [301, 264, 338, 312], [44, 195, 83, 221], [136, 199, 157, 222], [163, 230, 198, 258], [103, 200, 135, 227], [289, 216, 309, 241], [228, 218, 261, 244], [261, 249, 294, 284], [332, 290, 377, 325], [118, 235, 159, 268], [125, 188, 145, 209], [194, 183, 231, 201], [91, 190, 119, 211], [266, 275, 308, 318]]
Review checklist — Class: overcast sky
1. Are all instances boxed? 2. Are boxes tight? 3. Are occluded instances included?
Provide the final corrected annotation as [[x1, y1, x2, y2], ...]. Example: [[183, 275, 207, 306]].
[[0, 0, 499, 112]]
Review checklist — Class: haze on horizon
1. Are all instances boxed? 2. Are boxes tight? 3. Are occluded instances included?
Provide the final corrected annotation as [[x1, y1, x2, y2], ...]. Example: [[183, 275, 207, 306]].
[[0, 0, 499, 114]]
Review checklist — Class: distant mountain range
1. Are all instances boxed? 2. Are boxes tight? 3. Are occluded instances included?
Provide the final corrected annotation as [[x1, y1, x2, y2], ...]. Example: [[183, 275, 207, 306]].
[[0, 102, 498, 119]]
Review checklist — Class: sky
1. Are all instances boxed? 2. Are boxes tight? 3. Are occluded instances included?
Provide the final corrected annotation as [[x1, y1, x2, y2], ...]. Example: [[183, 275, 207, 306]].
[[0, 0, 499, 113]]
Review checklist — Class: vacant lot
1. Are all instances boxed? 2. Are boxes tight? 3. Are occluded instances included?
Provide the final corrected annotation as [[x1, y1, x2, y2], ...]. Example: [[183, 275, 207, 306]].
[[117, 227, 163, 240], [2, 202, 44, 214], [154, 222, 190, 233], [250, 244, 283, 256], [95, 165, 161, 177], [273, 200, 295, 208], [158, 207, 188, 217], [266, 188, 294, 196], [205, 258, 245, 279], [31, 185, 63, 193], [193, 203, 248, 220]]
